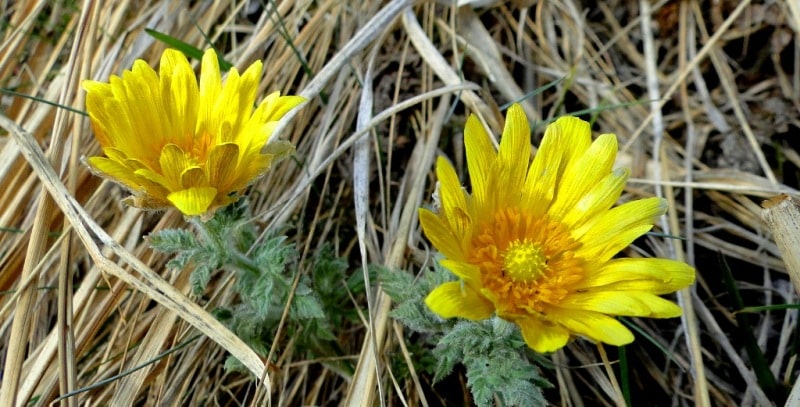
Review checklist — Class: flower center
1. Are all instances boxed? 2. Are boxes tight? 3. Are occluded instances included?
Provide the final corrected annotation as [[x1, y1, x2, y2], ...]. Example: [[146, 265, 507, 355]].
[[503, 240, 547, 282], [470, 208, 586, 317]]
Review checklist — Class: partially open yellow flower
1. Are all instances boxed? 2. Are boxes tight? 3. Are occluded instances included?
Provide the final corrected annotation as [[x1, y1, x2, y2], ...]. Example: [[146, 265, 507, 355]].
[[84, 48, 304, 218], [420, 104, 695, 353]]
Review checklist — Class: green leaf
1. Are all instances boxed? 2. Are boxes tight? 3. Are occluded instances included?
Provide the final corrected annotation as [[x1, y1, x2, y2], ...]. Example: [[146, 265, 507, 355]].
[[188, 258, 217, 295], [252, 235, 295, 276], [148, 228, 198, 253], [291, 285, 326, 320], [312, 246, 348, 293], [389, 301, 445, 334], [434, 319, 549, 407], [223, 355, 247, 374], [377, 266, 416, 302], [144, 29, 233, 71]]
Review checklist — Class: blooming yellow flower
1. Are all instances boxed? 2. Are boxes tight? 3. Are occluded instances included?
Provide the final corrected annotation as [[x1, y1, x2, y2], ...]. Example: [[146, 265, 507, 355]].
[[420, 104, 695, 353], [84, 48, 304, 218]]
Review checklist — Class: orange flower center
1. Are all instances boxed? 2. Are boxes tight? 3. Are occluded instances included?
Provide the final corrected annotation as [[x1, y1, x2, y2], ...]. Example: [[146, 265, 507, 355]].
[[469, 208, 585, 317]]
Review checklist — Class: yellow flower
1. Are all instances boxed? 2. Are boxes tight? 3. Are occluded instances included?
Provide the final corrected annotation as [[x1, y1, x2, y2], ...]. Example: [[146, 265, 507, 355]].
[[420, 104, 695, 353], [84, 48, 304, 218]]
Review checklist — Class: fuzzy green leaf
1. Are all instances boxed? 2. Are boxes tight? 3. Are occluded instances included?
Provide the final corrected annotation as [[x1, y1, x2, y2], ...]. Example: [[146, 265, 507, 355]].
[[223, 355, 247, 374], [390, 301, 444, 333], [377, 266, 417, 302], [312, 246, 349, 292], [292, 285, 326, 320], [253, 235, 295, 276], [433, 319, 550, 407], [381, 261, 457, 335], [148, 228, 198, 253]]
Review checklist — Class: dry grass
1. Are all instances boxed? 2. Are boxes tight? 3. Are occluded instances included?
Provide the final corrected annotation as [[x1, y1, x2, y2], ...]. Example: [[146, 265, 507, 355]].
[[1, 0, 799, 405]]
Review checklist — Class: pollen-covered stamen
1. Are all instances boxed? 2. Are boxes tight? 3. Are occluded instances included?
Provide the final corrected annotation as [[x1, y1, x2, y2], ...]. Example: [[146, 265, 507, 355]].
[[472, 208, 587, 316], [503, 240, 547, 282]]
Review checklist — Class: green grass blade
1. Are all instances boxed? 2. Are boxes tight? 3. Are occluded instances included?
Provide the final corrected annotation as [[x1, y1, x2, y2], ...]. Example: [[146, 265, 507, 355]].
[[0, 88, 87, 116], [620, 317, 682, 368], [737, 303, 800, 314], [499, 76, 565, 111], [618, 345, 631, 407], [144, 29, 232, 71], [54, 334, 202, 402], [719, 252, 784, 403], [266, 0, 327, 103]]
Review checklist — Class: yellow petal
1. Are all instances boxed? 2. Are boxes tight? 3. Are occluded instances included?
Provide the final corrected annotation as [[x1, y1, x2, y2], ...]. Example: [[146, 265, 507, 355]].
[[197, 49, 223, 137], [439, 259, 482, 286], [237, 121, 272, 159], [576, 258, 695, 294], [436, 156, 470, 237], [96, 154, 170, 197], [522, 119, 565, 216], [167, 187, 218, 216], [517, 317, 570, 353], [235, 94, 305, 156], [122, 61, 166, 148], [82, 79, 112, 98], [159, 49, 198, 147], [86, 156, 143, 191], [419, 208, 465, 260], [559, 290, 682, 317], [464, 114, 496, 215], [550, 133, 618, 219], [213, 68, 244, 143], [629, 293, 683, 317], [158, 144, 189, 191], [495, 104, 530, 208], [83, 81, 114, 146], [206, 143, 240, 190], [199, 49, 222, 99], [551, 116, 592, 172], [547, 308, 634, 346], [561, 167, 629, 229], [233, 59, 262, 124], [575, 197, 667, 262], [560, 291, 651, 315], [180, 166, 208, 189], [425, 281, 494, 320], [259, 92, 306, 122], [133, 167, 172, 193], [101, 147, 129, 163], [89, 95, 137, 153]]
